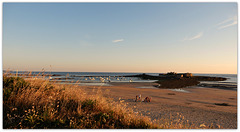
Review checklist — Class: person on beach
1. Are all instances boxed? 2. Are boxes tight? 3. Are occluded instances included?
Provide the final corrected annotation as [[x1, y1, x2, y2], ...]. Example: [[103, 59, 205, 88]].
[[144, 97, 151, 102], [135, 95, 138, 102], [135, 94, 141, 102]]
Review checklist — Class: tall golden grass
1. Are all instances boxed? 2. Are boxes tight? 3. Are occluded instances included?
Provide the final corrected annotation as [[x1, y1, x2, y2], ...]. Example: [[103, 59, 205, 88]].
[[3, 72, 217, 129]]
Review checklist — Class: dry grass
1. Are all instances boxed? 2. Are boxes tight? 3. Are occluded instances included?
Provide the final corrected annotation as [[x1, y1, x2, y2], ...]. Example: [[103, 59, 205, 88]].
[[3, 74, 158, 129], [3, 73, 218, 129]]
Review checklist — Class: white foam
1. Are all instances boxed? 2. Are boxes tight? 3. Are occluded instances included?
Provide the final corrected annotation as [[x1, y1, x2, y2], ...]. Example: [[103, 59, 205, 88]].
[[168, 89, 190, 93]]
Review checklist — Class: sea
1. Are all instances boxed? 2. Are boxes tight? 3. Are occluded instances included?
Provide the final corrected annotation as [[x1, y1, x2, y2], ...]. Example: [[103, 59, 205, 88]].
[[4, 71, 237, 90]]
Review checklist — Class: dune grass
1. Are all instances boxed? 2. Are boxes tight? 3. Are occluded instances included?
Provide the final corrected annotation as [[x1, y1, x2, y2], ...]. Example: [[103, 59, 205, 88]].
[[3, 75, 158, 129], [3, 74, 216, 129]]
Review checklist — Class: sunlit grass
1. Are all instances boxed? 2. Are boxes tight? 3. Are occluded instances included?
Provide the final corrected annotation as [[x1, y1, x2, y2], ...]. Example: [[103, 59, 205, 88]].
[[3, 72, 220, 129]]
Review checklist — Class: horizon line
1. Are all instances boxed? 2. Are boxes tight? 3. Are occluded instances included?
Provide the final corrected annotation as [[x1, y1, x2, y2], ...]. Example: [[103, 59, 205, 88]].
[[3, 69, 237, 75]]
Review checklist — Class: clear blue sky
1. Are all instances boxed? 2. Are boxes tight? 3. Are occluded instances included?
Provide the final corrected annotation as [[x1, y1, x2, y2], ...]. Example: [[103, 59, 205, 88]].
[[3, 3, 237, 74]]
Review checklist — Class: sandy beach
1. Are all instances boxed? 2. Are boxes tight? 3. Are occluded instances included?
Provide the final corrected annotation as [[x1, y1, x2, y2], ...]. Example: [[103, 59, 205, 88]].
[[81, 82, 237, 129]]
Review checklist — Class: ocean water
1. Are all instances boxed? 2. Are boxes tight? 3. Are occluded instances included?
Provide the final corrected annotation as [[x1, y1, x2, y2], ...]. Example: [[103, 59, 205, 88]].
[[5, 71, 158, 83], [4, 71, 237, 88], [193, 73, 237, 84]]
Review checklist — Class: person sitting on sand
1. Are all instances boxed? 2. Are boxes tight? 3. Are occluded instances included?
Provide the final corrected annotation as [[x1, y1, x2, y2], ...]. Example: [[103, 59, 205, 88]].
[[144, 97, 151, 102], [135, 94, 141, 102]]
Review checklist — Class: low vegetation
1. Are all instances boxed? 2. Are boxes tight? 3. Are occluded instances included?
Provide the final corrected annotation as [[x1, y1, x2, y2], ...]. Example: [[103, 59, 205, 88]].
[[3, 76, 159, 129], [3, 75, 217, 129]]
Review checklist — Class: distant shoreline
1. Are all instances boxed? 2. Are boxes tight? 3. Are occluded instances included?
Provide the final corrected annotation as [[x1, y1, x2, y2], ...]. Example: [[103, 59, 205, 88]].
[[3, 70, 237, 75], [4, 71, 235, 89]]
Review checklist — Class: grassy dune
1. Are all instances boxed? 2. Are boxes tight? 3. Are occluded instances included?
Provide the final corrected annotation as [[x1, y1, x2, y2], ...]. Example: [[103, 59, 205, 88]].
[[3, 75, 210, 129]]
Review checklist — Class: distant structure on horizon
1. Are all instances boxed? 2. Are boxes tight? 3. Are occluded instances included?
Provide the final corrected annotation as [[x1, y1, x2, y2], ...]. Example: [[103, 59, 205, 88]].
[[159, 72, 193, 78]]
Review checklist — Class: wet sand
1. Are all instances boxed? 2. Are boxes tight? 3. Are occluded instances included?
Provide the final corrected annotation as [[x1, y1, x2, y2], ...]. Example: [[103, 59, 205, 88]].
[[81, 82, 237, 129]]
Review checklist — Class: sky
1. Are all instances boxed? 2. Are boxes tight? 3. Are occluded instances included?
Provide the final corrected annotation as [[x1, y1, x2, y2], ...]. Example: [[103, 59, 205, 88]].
[[2, 3, 238, 74]]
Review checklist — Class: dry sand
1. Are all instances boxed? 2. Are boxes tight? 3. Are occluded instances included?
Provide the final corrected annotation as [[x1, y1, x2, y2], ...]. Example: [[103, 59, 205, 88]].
[[80, 82, 237, 129]]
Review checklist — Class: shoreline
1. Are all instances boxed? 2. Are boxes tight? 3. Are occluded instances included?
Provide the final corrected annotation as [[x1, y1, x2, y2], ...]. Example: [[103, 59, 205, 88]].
[[4, 71, 236, 89]]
